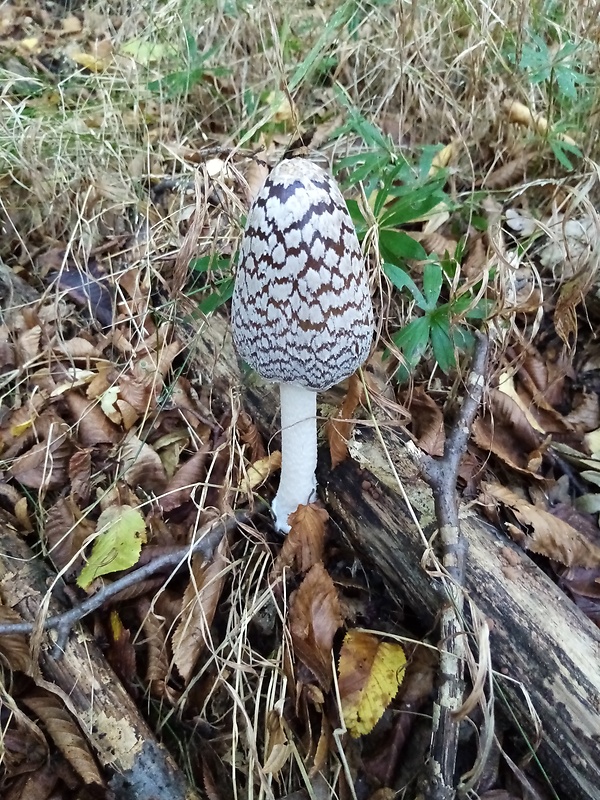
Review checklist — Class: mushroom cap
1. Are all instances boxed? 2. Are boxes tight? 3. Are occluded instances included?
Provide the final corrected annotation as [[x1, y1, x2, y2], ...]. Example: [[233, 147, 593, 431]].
[[231, 158, 373, 392]]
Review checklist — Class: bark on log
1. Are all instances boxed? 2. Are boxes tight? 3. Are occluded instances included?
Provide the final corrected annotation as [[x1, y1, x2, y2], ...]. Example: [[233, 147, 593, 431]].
[[193, 314, 600, 800], [0, 524, 199, 800]]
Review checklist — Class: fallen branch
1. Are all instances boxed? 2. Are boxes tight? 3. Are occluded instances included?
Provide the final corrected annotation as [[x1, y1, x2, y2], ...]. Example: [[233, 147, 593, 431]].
[[0, 507, 258, 654], [416, 332, 489, 800], [0, 519, 203, 800]]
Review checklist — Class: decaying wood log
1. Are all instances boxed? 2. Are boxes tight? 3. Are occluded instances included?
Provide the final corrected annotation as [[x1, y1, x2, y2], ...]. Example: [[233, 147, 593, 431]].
[[192, 313, 600, 800], [0, 524, 199, 800]]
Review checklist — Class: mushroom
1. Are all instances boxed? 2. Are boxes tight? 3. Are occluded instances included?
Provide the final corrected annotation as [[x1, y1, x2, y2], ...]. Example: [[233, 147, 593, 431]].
[[231, 158, 373, 532]]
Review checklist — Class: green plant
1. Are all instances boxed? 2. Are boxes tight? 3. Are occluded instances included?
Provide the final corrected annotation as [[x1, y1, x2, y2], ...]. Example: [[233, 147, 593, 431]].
[[189, 254, 234, 316], [148, 32, 228, 97], [384, 259, 490, 382], [333, 113, 489, 381]]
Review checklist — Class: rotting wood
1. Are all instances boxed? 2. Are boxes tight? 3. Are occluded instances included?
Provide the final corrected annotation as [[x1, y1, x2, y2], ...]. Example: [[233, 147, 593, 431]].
[[192, 313, 600, 800], [0, 524, 200, 800]]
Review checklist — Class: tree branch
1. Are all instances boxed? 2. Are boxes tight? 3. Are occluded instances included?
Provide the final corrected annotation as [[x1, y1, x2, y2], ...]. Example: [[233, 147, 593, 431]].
[[0, 506, 260, 655], [420, 331, 489, 800]]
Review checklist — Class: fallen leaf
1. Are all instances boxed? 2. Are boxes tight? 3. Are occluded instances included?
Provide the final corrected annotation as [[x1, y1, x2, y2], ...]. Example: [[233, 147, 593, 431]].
[[119, 433, 168, 493], [23, 692, 103, 785], [272, 503, 327, 578], [407, 386, 445, 456], [481, 483, 600, 568], [77, 505, 147, 588], [338, 630, 406, 738], [289, 563, 342, 690], [239, 451, 281, 494], [327, 373, 364, 469], [172, 539, 228, 683]]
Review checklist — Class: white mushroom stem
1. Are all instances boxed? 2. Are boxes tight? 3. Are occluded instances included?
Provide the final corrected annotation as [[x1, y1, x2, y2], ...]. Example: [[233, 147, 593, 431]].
[[271, 382, 318, 533]]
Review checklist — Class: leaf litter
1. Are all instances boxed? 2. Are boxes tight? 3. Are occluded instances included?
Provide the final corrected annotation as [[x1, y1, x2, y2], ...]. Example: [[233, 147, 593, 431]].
[[0, 0, 599, 798]]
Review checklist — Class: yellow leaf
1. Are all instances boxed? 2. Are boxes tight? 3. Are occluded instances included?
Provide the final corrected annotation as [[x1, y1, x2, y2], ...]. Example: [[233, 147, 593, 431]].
[[338, 630, 406, 738], [71, 51, 111, 73], [77, 506, 146, 589], [120, 37, 176, 65]]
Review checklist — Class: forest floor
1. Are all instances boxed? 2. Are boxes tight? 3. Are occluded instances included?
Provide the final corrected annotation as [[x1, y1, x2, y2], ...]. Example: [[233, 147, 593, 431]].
[[1, 1, 600, 799]]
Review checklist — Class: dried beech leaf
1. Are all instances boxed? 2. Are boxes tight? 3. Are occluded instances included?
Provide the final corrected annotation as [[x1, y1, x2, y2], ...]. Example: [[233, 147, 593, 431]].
[[237, 410, 266, 460], [63, 391, 120, 445], [16, 324, 41, 362], [77, 505, 147, 588], [327, 373, 364, 469], [44, 498, 94, 575], [338, 630, 406, 738], [289, 562, 342, 690], [160, 441, 211, 512], [263, 708, 290, 775], [0, 688, 48, 777], [23, 691, 103, 785], [481, 483, 600, 568], [273, 503, 327, 578], [472, 388, 544, 476], [10, 421, 71, 490], [0, 604, 32, 672], [107, 610, 137, 689], [407, 386, 445, 456], [68, 449, 92, 502], [120, 433, 168, 493], [138, 599, 170, 686], [172, 539, 228, 683], [239, 451, 281, 494]]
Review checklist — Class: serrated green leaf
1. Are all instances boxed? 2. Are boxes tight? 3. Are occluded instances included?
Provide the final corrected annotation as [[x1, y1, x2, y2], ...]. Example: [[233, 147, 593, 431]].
[[430, 316, 456, 373], [382, 263, 426, 308], [78, 506, 147, 589], [422, 263, 443, 309], [391, 315, 431, 365]]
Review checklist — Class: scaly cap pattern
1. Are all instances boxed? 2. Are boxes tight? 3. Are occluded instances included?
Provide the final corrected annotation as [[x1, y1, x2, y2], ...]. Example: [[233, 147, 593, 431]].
[[231, 158, 373, 392]]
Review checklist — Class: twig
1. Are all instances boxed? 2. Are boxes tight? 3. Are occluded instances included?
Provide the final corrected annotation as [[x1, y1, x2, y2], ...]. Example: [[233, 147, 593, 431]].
[[0, 507, 261, 656], [420, 331, 489, 800]]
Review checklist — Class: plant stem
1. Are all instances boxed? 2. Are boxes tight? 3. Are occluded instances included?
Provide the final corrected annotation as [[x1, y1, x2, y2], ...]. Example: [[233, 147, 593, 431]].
[[272, 383, 318, 532]]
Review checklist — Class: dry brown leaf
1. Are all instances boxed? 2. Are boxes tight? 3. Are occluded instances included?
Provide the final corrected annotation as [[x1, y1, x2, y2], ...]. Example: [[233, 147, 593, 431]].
[[407, 386, 445, 456], [289, 562, 342, 690], [9, 420, 71, 491], [63, 391, 120, 445], [0, 604, 31, 672], [567, 393, 600, 432], [471, 388, 544, 476], [244, 158, 270, 205], [68, 449, 92, 502], [555, 271, 596, 348], [16, 324, 42, 363], [481, 482, 600, 568], [327, 373, 363, 469], [0, 692, 48, 777], [237, 410, 266, 461], [483, 152, 535, 189], [106, 610, 137, 690], [262, 707, 291, 775], [54, 337, 101, 359], [44, 497, 94, 575], [172, 538, 228, 683], [272, 503, 327, 578], [138, 598, 170, 688], [120, 433, 168, 493], [160, 440, 211, 512], [23, 691, 103, 786]]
